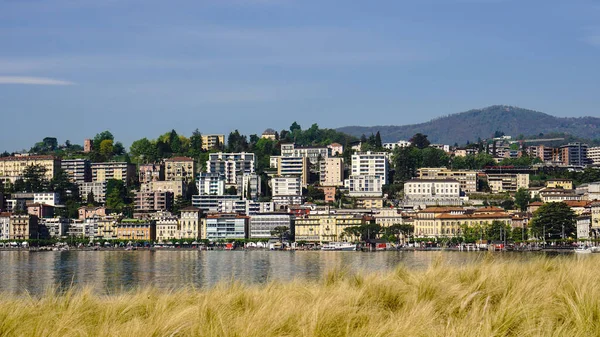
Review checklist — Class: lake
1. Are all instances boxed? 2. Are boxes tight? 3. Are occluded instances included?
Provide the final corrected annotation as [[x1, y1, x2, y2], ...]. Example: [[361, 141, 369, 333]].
[[0, 250, 563, 295]]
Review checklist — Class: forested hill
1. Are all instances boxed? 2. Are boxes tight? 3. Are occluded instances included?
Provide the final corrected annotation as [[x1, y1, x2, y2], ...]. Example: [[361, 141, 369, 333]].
[[337, 105, 600, 144]]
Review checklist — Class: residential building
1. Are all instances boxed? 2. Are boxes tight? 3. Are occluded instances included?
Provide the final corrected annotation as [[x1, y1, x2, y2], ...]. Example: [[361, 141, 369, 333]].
[[204, 213, 249, 241], [356, 198, 384, 209], [0, 155, 61, 184], [345, 175, 383, 197], [486, 173, 529, 193], [273, 195, 303, 209], [589, 146, 600, 165], [539, 189, 582, 203], [418, 167, 477, 193], [61, 159, 91, 185], [277, 156, 310, 187], [237, 173, 261, 200], [179, 206, 202, 240], [66, 219, 86, 238], [590, 202, 600, 238], [33, 192, 60, 206], [430, 144, 451, 153], [320, 157, 344, 187], [78, 206, 106, 220], [280, 143, 331, 164], [84, 139, 93, 153], [374, 208, 406, 228], [141, 180, 186, 198], [249, 213, 294, 239], [0, 213, 10, 240], [546, 179, 573, 190], [414, 207, 512, 238], [564, 200, 590, 216], [247, 201, 275, 215], [79, 182, 107, 204], [91, 162, 136, 185], [261, 129, 277, 140], [164, 157, 196, 182], [134, 190, 173, 212], [192, 195, 241, 212], [9, 214, 38, 240], [320, 186, 336, 203], [272, 176, 302, 197], [328, 143, 344, 156], [404, 179, 462, 206], [527, 145, 556, 163], [207, 152, 256, 185], [383, 141, 411, 150], [559, 143, 589, 166], [138, 163, 164, 184], [96, 215, 121, 240], [351, 152, 388, 184], [154, 212, 179, 242], [115, 220, 156, 241], [197, 173, 226, 196], [39, 217, 69, 238], [201, 134, 224, 151], [294, 213, 373, 243], [27, 203, 54, 219], [577, 212, 591, 240]]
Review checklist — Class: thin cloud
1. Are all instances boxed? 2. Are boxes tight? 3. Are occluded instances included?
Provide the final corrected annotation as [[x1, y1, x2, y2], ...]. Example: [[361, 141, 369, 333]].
[[0, 76, 75, 85]]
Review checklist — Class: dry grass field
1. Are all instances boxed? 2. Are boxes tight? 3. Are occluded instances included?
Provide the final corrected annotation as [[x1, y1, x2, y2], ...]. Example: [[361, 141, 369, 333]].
[[0, 254, 597, 336]]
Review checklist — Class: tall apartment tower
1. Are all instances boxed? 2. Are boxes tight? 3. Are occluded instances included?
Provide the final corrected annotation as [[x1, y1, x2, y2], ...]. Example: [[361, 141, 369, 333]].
[[84, 139, 93, 153]]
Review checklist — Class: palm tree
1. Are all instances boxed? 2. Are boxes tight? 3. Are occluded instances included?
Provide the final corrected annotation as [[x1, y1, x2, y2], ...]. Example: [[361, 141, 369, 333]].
[[271, 226, 290, 243]]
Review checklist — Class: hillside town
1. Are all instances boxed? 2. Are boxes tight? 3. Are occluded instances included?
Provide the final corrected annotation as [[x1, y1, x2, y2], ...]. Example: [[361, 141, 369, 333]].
[[1, 125, 599, 249]]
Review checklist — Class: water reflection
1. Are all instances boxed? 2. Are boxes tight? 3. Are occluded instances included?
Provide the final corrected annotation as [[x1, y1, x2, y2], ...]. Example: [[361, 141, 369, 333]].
[[0, 250, 560, 295]]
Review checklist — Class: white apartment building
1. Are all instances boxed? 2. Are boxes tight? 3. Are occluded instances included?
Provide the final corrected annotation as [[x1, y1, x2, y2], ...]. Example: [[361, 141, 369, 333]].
[[589, 146, 600, 165], [249, 213, 294, 239], [154, 213, 179, 242], [344, 175, 383, 197], [351, 152, 389, 184], [404, 179, 462, 206], [418, 167, 477, 193], [41, 217, 70, 238], [33, 192, 60, 206], [272, 176, 302, 197], [320, 157, 344, 186], [383, 141, 411, 150], [207, 152, 255, 185], [79, 182, 107, 204], [237, 173, 261, 200], [204, 214, 249, 241], [280, 143, 330, 164], [0, 213, 10, 240], [197, 173, 226, 196], [179, 207, 202, 240], [277, 156, 309, 187]]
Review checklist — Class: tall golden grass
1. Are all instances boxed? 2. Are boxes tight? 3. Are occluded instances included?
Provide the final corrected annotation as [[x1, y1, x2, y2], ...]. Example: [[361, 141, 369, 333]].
[[0, 254, 598, 336]]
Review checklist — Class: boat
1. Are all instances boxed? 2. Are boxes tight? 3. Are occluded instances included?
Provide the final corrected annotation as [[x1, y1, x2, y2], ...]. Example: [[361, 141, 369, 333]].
[[574, 247, 592, 254], [321, 242, 356, 251]]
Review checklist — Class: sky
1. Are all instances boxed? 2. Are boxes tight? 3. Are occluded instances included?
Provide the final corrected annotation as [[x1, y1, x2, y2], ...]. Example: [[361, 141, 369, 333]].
[[1, 0, 599, 152]]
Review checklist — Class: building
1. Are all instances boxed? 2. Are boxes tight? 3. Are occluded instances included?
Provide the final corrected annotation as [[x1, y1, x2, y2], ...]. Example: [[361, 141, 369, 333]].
[[414, 207, 512, 238], [154, 212, 179, 242], [141, 180, 186, 198], [40, 217, 70, 238], [0, 213, 10, 240], [164, 157, 196, 182], [91, 162, 136, 185], [115, 220, 156, 241], [61, 159, 91, 185], [374, 208, 406, 228], [180, 206, 202, 240], [0, 155, 61, 184], [261, 129, 278, 140], [207, 152, 256, 186], [539, 188, 582, 203], [134, 190, 173, 212], [201, 134, 225, 151], [138, 163, 164, 184], [27, 203, 54, 219], [280, 143, 331, 164], [272, 176, 302, 197], [237, 173, 261, 200], [546, 179, 574, 190], [277, 156, 310, 187], [328, 143, 344, 156], [320, 157, 344, 187], [9, 214, 39, 240], [527, 145, 556, 163], [294, 213, 373, 243], [320, 186, 336, 203], [249, 213, 294, 239], [79, 182, 107, 204], [577, 212, 591, 240], [418, 167, 477, 194], [486, 173, 529, 193], [383, 141, 411, 150], [404, 179, 462, 206], [204, 213, 249, 241], [84, 139, 93, 153], [590, 202, 600, 239], [33, 192, 60, 206], [559, 143, 589, 166], [430, 144, 451, 153], [356, 198, 384, 209], [78, 206, 106, 220], [191, 195, 242, 212], [197, 173, 226, 196], [345, 175, 383, 197], [589, 147, 600, 165], [351, 152, 388, 184]]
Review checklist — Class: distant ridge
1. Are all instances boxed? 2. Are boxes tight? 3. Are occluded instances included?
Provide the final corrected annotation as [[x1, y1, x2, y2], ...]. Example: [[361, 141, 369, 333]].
[[336, 105, 600, 144]]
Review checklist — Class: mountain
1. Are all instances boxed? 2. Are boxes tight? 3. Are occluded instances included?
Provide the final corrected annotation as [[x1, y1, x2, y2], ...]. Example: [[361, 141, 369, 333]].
[[337, 105, 600, 145]]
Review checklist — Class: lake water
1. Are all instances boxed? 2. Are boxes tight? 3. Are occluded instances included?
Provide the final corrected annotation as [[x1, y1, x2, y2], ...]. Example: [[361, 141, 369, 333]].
[[0, 250, 561, 295]]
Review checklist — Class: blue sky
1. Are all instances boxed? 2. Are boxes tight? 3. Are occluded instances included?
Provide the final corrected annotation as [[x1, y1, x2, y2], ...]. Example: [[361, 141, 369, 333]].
[[1, 0, 599, 151]]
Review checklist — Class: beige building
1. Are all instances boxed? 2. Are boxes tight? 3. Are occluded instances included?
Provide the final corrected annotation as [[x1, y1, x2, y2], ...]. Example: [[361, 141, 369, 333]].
[[154, 212, 179, 242], [115, 220, 156, 241], [320, 157, 344, 186], [91, 162, 136, 185], [590, 201, 600, 234], [277, 156, 310, 187], [486, 173, 529, 193], [328, 143, 344, 156], [141, 180, 186, 197], [164, 157, 196, 182], [546, 179, 573, 190], [201, 134, 224, 151], [180, 206, 202, 240], [0, 155, 61, 184], [139, 163, 164, 184], [356, 198, 384, 209], [295, 213, 373, 243], [418, 167, 477, 193], [9, 214, 39, 240], [414, 207, 511, 238]]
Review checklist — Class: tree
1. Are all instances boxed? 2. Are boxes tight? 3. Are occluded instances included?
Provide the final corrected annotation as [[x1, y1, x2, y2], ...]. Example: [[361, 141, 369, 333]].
[[169, 129, 182, 154], [130, 138, 156, 163], [225, 186, 238, 195], [409, 133, 430, 149], [529, 202, 576, 240], [105, 179, 127, 212], [93, 131, 114, 151], [22, 164, 49, 192], [188, 129, 203, 157], [271, 226, 290, 243], [172, 195, 190, 215], [87, 191, 96, 206], [305, 185, 325, 202], [290, 122, 302, 134], [514, 188, 531, 212], [99, 139, 114, 159], [375, 131, 383, 149], [50, 169, 79, 203]]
